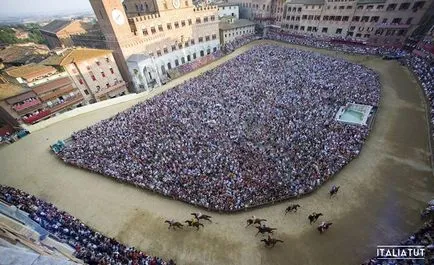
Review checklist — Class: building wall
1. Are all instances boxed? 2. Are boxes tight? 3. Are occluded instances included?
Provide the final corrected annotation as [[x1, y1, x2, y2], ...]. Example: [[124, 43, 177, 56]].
[[218, 5, 240, 19], [89, 0, 220, 90], [41, 32, 63, 49], [280, 0, 433, 46], [220, 25, 256, 43], [65, 53, 127, 102], [234, 0, 284, 25]]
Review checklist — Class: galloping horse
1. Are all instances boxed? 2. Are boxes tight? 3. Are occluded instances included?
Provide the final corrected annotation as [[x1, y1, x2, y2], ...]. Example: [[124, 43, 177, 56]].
[[255, 225, 277, 236], [165, 220, 184, 230], [285, 204, 301, 214], [329, 185, 340, 198], [191, 212, 213, 223], [185, 220, 205, 231], [308, 212, 323, 224], [317, 221, 333, 234], [246, 216, 267, 227], [261, 235, 284, 248]]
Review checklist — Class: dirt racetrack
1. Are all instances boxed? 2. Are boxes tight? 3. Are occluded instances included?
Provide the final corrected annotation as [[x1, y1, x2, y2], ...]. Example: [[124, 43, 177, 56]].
[[1, 40, 434, 265]]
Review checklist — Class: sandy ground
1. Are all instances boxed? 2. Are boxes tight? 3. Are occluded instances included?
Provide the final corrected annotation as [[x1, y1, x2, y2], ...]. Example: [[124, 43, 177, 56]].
[[1, 40, 434, 265]]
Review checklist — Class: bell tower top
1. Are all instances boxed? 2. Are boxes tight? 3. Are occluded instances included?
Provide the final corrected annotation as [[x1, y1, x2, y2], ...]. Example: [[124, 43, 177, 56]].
[[89, 0, 134, 44]]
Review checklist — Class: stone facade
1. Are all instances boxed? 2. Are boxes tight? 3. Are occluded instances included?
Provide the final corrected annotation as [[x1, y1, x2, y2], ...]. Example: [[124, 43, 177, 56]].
[[230, 0, 433, 46], [89, 0, 220, 92]]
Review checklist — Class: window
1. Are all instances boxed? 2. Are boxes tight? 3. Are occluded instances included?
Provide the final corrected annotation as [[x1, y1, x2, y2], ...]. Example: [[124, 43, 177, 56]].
[[157, 50, 161, 56], [96, 61, 100, 66], [322, 27, 328, 33], [413, 1, 425, 10], [187, 55, 191, 62], [211, 15, 215, 21], [205, 36, 210, 41], [366, 5, 373, 10], [342, 16, 349, 22], [188, 19, 192, 25], [174, 22, 179, 28], [200, 50, 204, 56], [392, 18, 402, 24], [110, 68, 114, 74], [352, 16, 360, 22], [79, 79, 84, 85], [84, 89, 89, 95], [167, 23, 172, 30], [181, 20, 186, 27], [158, 25, 163, 31], [193, 53, 196, 59], [91, 75, 96, 81], [171, 45, 176, 51], [167, 62, 172, 69], [397, 29, 406, 36], [356, 33, 362, 37], [377, 5, 384, 9], [364, 34, 370, 38], [399, 2, 410, 10], [175, 59, 179, 66], [335, 28, 342, 34], [204, 16, 208, 22], [151, 27, 156, 34], [199, 37, 203, 43], [196, 17, 201, 24], [406, 17, 413, 25], [375, 29, 383, 35], [346, 5, 352, 9], [105, 57, 110, 63], [191, 39, 195, 45], [300, 26, 305, 31], [370, 16, 379, 23], [382, 18, 388, 23], [347, 32, 353, 37], [387, 4, 397, 11], [212, 34, 217, 40], [361, 16, 369, 22], [181, 57, 185, 64], [185, 0, 188, 6], [207, 49, 211, 55], [101, 71, 105, 77], [323, 15, 329, 21], [164, 47, 168, 54], [178, 43, 182, 49], [213, 47, 217, 52], [106, 83, 110, 88], [86, 65, 91, 70]]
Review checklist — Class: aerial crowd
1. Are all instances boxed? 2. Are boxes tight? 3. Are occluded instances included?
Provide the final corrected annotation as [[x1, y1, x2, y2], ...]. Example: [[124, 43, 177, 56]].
[[0, 185, 175, 265], [57, 44, 380, 211]]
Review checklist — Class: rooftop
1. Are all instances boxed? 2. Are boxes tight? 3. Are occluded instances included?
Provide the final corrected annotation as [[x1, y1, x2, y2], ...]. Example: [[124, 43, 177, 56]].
[[41, 48, 113, 66], [219, 19, 256, 31], [0, 83, 28, 101], [4, 64, 57, 81], [40, 20, 73, 34], [0, 45, 49, 65]]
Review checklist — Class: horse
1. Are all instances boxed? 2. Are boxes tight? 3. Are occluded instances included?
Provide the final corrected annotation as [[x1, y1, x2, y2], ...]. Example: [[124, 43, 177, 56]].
[[255, 225, 277, 236], [308, 212, 323, 224], [191, 212, 212, 223], [317, 222, 333, 234], [261, 235, 284, 248], [164, 220, 184, 230], [329, 185, 340, 198], [285, 204, 301, 214], [185, 220, 204, 231], [246, 217, 267, 227]]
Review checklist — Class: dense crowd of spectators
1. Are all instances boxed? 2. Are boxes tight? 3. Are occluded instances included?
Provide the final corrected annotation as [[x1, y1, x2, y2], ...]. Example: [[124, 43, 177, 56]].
[[405, 55, 434, 137], [57, 45, 380, 211], [0, 185, 174, 265], [265, 29, 406, 56], [221, 35, 262, 53]]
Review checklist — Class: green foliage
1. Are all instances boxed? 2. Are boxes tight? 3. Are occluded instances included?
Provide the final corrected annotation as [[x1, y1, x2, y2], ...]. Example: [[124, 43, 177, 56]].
[[0, 24, 47, 45]]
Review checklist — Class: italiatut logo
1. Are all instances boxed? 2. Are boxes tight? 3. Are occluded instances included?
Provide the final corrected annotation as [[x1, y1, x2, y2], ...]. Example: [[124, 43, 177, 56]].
[[376, 245, 425, 260]]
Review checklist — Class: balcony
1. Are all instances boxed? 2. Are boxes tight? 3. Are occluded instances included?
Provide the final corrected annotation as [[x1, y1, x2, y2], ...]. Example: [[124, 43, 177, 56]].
[[94, 81, 127, 98], [39, 86, 76, 102], [13, 98, 42, 112], [22, 109, 51, 124], [50, 95, 84, 113]]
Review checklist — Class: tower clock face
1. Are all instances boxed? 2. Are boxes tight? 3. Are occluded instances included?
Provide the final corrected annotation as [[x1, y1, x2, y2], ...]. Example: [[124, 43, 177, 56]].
[[112, 9, 125, 25], [172, 0, 181, 9]]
